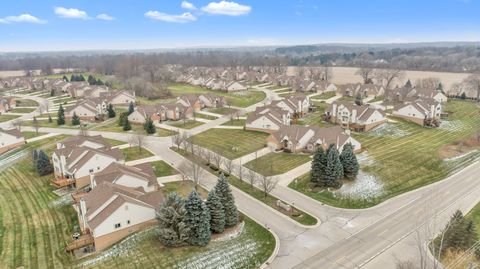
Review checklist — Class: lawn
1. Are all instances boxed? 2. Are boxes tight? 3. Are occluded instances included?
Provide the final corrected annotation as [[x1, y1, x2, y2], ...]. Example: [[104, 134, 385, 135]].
[[21, 131, 46, 139], [316, 91, 337, 99], [245, 153, 311, 176], [53, 97, 75, 104], [15, 99, 39, 107], [104, 138, 127, 147], [23, 119, 80, 129], [163, 181, 208, 199], [0, 114, 21, 122], [221, 119, 246, 126], [290, 100, 480, 208], [189, 129, 269, 159], [297, 103, 333, 127], [167, 120, 204, 130], [122, 147, 154, 161], [194, 113, 218, 120], [169, 84, 266, 108], [338, 96, 355, 102], [151, 160, 178, 177], [10, 107, 36, 114], [207, 107, 238, 115]]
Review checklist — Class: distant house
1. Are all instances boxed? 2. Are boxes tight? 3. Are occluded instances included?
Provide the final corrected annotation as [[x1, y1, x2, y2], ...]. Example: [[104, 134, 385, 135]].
[[128, 103, 192, 124], [0, 128, 25, 154], [271, 95, 311, 117], [64, 99, 107, 121], [90, 162, 159, 192], [267, 125, 361, 153], [326, 101, 387, 132], [411, 88, 448, 103], [225, 81, 248, 92], [77, 182, 164, 251], [245, 105, 291, 133], [176, 94, 226, 111], [0, 97, 16, 114], [392, 99, 442, 126], [102, 90, 136, 106]]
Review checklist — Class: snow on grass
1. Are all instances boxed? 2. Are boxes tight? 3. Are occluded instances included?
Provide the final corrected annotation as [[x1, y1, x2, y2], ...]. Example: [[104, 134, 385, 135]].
[[438, 120, 469, 132], [356, 151, 375, 166], [49, 194, 73, 207], [368, 123, 410, 138], [443, 149, 479, 162], [0, 149, 28, 172], [212, 221, 245, 242], [334, 171, 384, 200]]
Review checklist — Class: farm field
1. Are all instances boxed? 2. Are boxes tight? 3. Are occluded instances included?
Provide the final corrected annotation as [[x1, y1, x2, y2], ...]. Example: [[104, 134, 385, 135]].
[[189, 129, 269, 159], [291, 100, 480, 208], [169, 84, 266, 108], [122, 147, 154, 161], [245, 152, 311, 176]]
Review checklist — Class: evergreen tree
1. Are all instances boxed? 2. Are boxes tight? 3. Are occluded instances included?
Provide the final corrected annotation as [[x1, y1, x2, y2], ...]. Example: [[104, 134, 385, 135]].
[[78, 74, 86, 81], [322, 144, 343, 188], [62, 75, 69, 82], [71, 112, 81, 126], [214, 173, 238, 227], [87, 75, 95, 85], [461, 92, 467, 100], [57, 105, 65, 125], [36, 150, 53, 176], [404, 79, 412, 88], [437, 82, 444, 93], [50, 89, 55, 97], [70, 74, 76, 82], [48, 114, 53, 123], [107, 103, 116, 118], [128, 101, 135, 115], [184, 190, 211, 246], [206, 190, 226, 233], [310, 146, 327, 184], [355, 93, 363, 106], [144, 118, 156, 134], [156, 192, 190, 247], [339, 143, 359, 180], [32, 149, 38, 169], [123, 119, 132, 131], [118, 112, 128, 126]]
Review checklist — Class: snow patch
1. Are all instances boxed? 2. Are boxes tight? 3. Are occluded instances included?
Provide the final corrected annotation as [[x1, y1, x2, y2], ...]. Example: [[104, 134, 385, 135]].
[[438, 120, 468, 132], [356, 151, 375, 166], [212, 221, 245, 242], [368, 123, 410, 138], [49, 194, 73, 207], [443, 150, 479, 162], [334, 171, 384, 200]]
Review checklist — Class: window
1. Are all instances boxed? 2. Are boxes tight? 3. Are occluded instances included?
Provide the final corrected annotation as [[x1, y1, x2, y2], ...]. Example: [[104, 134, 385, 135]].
[[114, 223, 121, 229], [127, 220, 131, 225], [97, 166, 100, 170], [89, 169, 93, 173]]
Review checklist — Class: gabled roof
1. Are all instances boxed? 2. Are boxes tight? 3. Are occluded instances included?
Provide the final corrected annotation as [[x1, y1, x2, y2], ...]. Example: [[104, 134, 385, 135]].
[[64, 146, 124, 172], [93, 162, 158, 189]]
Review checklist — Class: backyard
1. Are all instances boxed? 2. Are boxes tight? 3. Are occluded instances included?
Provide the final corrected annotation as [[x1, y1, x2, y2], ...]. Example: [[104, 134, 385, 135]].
[[151, 160, 178, 177], [245, 152, 311, 176], [166, 120, 204, 130], [122, 147, 154, 161], [188, 129, 269, 159], [290, 100, 480, 208]]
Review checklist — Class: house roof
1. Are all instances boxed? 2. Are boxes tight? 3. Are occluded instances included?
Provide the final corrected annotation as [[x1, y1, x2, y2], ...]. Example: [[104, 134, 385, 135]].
[[93, 162, 158, 189], [64, 146, 124, 172], [59, 135, 111, 150]]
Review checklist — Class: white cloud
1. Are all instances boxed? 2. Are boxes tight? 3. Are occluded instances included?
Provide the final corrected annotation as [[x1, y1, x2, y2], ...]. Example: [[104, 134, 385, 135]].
[[97, 13, 115, 21], [54, 7, 90, 19], [181, 1, 197, 10], [201, 1, 251, 16], [144, 11, 197, 23], [0, 14, 46, 24]]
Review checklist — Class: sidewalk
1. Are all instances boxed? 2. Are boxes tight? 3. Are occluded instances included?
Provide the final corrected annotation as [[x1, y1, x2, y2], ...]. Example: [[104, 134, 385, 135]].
[[125, 155, 162, 166], [196, 110, 222, 118], [234, 147, 272, 164]]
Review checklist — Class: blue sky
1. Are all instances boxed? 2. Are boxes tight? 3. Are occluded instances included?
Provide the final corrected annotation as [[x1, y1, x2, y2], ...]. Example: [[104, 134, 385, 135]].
[[0, 0, 479, 52]]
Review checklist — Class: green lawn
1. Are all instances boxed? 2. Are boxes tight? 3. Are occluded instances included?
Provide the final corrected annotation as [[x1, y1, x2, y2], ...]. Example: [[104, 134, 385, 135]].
[[316, 91, 337, 99], [207, 107, 238, 115], [21, 131, 46, 139], [15, 99, 39, 107], [290, 100, 480, 208], [169, 84, 266, 108], [10, 107, 36, 114], [23, 119, 80, 129], [221, 119, 246, 126], [167, 120, 204, 129], [189, 129, 269, 159], [122, 147, 154, 161], [53, 97, 75, 104], [151, 160, 178, 177], [297, 103, 333, 127], [104, 138, 127, 147], [0, 114, 21, 122], [338, 96, 355, 102], [245, 153, 311, 176], [194, 113, 218, 120], [163, 181, 208, 199]]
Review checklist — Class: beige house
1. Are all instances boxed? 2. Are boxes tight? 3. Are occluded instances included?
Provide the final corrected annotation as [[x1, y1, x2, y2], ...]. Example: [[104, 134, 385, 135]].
[[225, 81, 248, 92], [64, 99, 108, 121], [271, 95, 311, 117], [0, 128, 25, 154], [245, 105, 291, 133], [326, 101, 387, 132], [392, 99, 442, 126], [0, 97, 16, 114]]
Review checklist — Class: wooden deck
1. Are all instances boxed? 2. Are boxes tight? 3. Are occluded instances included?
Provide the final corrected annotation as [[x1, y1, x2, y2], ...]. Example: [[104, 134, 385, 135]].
[[71, 191, 88, 203], [51, 178, 75, 188], [65, 234, 94, 252]]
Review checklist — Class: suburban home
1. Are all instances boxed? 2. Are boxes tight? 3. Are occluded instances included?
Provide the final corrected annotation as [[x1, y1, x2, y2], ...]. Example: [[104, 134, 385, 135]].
[[77, 86, 109, 98], [267, 125, 361, 153], [101, 90, 136, 106], [64, 99, 108, 121], [90, 162, 159, 193], [0, 97, 16, 114], [176, 94, 226, 111], [386, 86, 416, 103], [326, 101, 387, 132], [392, 99, 442, 126], [410, 87, 448, 103], [316, 81, 338, 93], [245, 105, 291, 133], [0, 128, 25, 154], [128, 103, 192, 124], [225, 81, 248, 92], [76, 182, 164, 251], [56, 135, 111, 150], [271, 95, 311, 117], [52, 139, 124, 189]]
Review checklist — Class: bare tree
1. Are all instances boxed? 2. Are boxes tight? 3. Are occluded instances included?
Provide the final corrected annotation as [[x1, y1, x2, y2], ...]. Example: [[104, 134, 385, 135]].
[[355, 67, 374, 84], [464, 74, 480, 101], [171, 130, 187, 149], [43, 99, 50, 116], [246, 169, 258, 189], [79, 124, 89, 136], [322, 62, 333, 83], [415, 77, 441, 91], [374, 68, 406, 97], [211, 151, 223, 169], [180, 160, 205, 191], [224, 158, 234, 176], [129, 131, 146, 153], [237, 160, 244, 182], [32, 116, 40, 134], [12, 118, 23, 131], [259, 175, 278, 198]]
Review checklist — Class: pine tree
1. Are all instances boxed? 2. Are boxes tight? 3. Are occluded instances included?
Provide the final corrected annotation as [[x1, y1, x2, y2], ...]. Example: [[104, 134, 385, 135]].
[[36, 150, 53, 176], [123, 119, 132, 131], [78, 74, 86, 81], [88, 75, 95, 85], [156, 192, 190, 247], [50, 89, 55, 97], [62, 75, 69, 82], [214, 173, 238, 227], [71, 112, 81, 126], [70, 74, 76, 82], [118, 112, 128, 126], [310, 146, 326, 184], [404, 79, 412, 88], [184, 190, 211, 246], [57, 105, 65, 125], [144, 118, 156, 134], [437, 82, 444, 93], [107, 103, 116, 118], [323, 144, 343, 188], [206, 190, 226, 233], [128, 101, 135, 115], [461, 92, 467, 100], [339, 143, 359, 180]]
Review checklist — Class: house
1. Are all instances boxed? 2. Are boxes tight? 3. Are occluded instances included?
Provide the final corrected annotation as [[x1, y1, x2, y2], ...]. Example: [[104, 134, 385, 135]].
[[56, 135, 111, 150], [0, 128, 25, 154], [176, 94, 226, 111], [267, 125, 361, 153], [101, 90, 136, 106], [52, 137, 124, 189], [128, 103, 192, 124], [392, 99, 442, 126], [90, 162, 159, 192], [326, 101, 387, 132], [79, 86, 109, 98], [64, 99, 108, 121], [225, 81, 248, 92], [0, 97, 16, 114], [410, 88, 448, 103], [245, 105, 291, 133], [271, 95, 311, 117], [386, 87, 416, 103], [77, 182, 164, 251]]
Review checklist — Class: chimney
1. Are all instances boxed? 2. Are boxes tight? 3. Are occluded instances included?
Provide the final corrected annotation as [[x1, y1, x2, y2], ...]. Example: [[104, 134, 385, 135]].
[[89, 173, 95, 189], [79, 198, 88, 229], [351, 109, 357, 123], [56, 142, 62, 149]]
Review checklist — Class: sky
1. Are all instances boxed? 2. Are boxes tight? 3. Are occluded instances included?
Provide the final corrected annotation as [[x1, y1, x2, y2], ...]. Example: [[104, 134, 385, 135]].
[[0, 0, 479, 52]]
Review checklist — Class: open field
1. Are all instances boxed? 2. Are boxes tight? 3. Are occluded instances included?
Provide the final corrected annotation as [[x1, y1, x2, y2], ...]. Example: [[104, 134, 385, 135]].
[[0, 114, 21, 122], [122, 147, 154, 161], [291, 100, 480, 208], [169, 84, 266, 108], [167, 120, 204, 130], [245, 153, 311, 176], [189, 129, 269, 159], [151, 160, 178, 177], [0, 138, 275, 269]]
